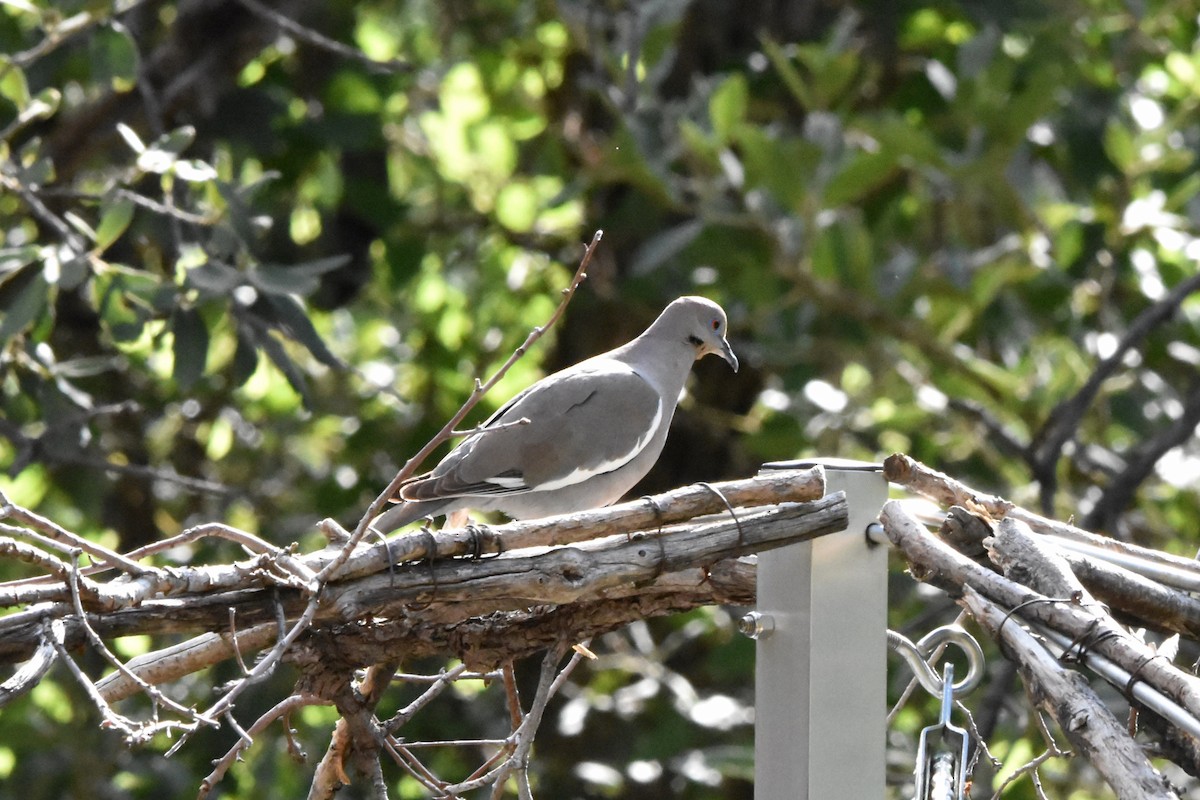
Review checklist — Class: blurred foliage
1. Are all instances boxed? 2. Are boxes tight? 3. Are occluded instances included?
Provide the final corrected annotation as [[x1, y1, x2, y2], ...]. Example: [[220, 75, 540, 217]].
[[1, 0, 1199, 797]]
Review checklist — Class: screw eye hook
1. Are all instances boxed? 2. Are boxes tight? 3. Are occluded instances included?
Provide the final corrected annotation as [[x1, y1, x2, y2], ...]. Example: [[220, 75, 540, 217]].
[[888, 624, 985, 699]]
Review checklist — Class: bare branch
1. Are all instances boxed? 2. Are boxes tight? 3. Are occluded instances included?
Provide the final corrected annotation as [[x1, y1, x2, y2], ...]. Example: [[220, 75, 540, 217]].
[[64, 557, 212, 731], [964, 587, 1179, 799], [1031, 272, 1200, 504], [97, 623, 278, 703], [232, 0, 412, 74], [199, 693, 326, 800], [0, 619, 60, 707], [1083, 377, 1200, 533], [0, 490, 150, 576], [381, 664, 470, 734], [882, 453, 1014, 518], [0, 470, 820, 675], [884, 453, 1200, 579], [881, 501, 1200, 724]]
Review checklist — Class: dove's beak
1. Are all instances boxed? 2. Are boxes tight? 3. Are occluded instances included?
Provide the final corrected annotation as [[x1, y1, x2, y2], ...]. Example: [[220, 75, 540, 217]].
[[718, 338, 739, 372]]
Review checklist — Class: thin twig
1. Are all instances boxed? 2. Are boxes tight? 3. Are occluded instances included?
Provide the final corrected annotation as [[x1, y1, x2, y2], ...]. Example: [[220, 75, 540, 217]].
[[382, 664, 469, 734], [502, 661, 524, 729], [232, 0, 411, 74], [437, 641, 586, 797], [0, 490, 150, 576], [65, 556, 210, 732], [380, 738, 454, 796], [0, 170, 86, 253], [228, 609, 251, 675], [6, 1, 153, 69], [54, 453, 233, 497], [199, 693, 325, 799], [170, 595, 322, 755]]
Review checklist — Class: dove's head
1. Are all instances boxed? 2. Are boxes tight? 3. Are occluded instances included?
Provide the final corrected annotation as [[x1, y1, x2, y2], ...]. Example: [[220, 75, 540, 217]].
[[658, 296, 738, 372]]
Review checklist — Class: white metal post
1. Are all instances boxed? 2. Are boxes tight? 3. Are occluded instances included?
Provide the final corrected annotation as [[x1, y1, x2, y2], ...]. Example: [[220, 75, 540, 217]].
[[753, 465, 889, 799]]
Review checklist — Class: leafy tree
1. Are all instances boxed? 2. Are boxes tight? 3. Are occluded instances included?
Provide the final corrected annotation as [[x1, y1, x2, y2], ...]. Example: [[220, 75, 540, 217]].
[[2, 0, 1199, 798]]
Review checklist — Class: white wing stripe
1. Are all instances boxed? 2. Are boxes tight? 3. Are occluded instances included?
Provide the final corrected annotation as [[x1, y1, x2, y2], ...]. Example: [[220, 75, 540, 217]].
[[534, 397, 663, 492], [485, 476, 527, 489]]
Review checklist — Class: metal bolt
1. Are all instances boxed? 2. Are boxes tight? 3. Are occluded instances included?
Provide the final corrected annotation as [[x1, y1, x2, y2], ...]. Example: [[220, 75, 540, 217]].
[[865, 521, 888, 547], [739, 611, 774, 640]]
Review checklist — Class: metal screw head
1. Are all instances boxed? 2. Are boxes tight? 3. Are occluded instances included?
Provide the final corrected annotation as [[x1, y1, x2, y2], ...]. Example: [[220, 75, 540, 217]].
[[738, 611, 774, 640]]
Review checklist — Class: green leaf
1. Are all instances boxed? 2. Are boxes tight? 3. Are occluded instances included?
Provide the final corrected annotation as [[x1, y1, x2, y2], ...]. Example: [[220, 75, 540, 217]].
[[149, 126, 197, 158], [15, 138, 54, 186], [216, 181, 268, 245], [89, 23, 139, 93], [737, 127, 821, 211], [258, 326, 311, 407], [54, 253, 90, 291], [184, 261, 243, 296], [823, 150, 898, 207], [94, 197, 135, 252], [172, 159, 217, 183], [678, 119, 720, 170], [1103, 121, 1135, 173], [629, 220, 704, 276], [796, 46, 860, 109], [116, 122, 145, 154], [0, 57, 31, 109], [1166, 173, 1200, 211], [22, 88, 60, 124], [250, 256, 349, 297], [811, 215, 873, 286], [761, 37, 812, 109], [171, 306, 209, 390], [0, 246, 40, 280], [0, 269, 49, 341], [709, 74, 748, 143], [137, 126, 196, 174], [263, 293, 343, 368], [231, 326, 260, 387]]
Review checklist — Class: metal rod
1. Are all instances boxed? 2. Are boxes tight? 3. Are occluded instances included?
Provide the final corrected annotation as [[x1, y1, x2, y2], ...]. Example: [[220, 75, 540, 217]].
[[1037, 626, 1200, 741]]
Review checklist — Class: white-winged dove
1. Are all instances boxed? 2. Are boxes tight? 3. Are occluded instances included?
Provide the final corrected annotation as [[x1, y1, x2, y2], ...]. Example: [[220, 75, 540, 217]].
[[371, 295, 737, 532]]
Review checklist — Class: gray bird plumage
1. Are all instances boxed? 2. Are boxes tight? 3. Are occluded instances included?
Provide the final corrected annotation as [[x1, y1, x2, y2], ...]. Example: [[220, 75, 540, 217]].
[[371, 295, 737, 532]]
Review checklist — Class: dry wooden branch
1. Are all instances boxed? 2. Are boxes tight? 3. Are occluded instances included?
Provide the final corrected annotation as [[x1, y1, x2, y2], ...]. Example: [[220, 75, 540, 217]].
[[987, 517, 1095, 602], [0, 462, 834, 799], [879, 456, 1200, 793], [963, 586, 1179, 800], [0, 618, 60, 705], [0, 468, 825, 664], [881, 501, 1200, 730], [0, 489, 148, 576], [1061, 553, 1200, 641], [884, 452, 1200, 579], [882, 453, 1014, 518], [325, 493, 844, 619], [109, 494, 832, 698], [327, 466, 825, 583], [294, 558, 756, 673], [97, 623, 278, 702]]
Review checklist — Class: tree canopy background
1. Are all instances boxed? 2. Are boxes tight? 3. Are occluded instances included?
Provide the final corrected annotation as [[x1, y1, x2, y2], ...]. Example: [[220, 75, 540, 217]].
[[1, 0, 1199, 798]]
